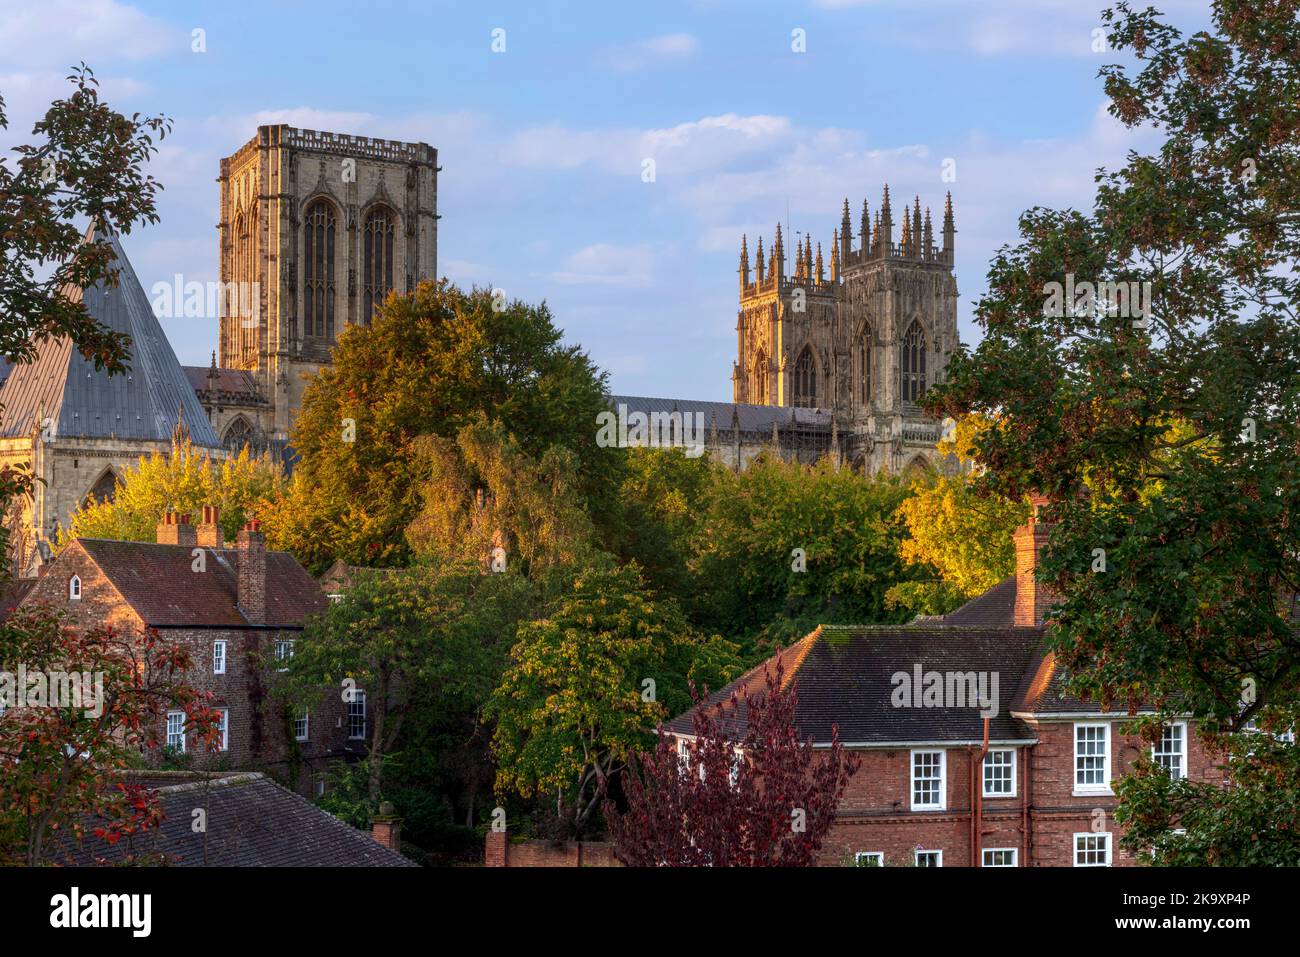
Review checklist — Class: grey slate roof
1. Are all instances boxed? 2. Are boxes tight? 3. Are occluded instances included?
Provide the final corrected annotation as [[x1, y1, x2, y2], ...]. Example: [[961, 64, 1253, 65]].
[[56, 772, 415, 867], [610, 394, 833, 435], [0, 225, 221, 447], [666, 625, 1045, 745], [940, 576, 1017, 627]]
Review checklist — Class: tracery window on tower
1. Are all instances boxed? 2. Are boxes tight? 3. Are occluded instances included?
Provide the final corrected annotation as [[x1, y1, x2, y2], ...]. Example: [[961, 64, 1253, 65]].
[[303, 198, 338, 340], [792, 346, 817, 408], [362, 205, 396, 325], [753, 349, 769, 405], [83, 468, 118, 508], [901, 320, 928, 404], [223, 416, 254, 454], [859, 325, 872, 407]]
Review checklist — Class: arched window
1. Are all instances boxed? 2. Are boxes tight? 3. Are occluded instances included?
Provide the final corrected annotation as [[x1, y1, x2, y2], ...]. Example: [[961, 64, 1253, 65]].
[[792, 346, 817, 408], [859, 326, 872, 407], [69, 575, 81, 600], [223, 417, 253, 453], [901, 320, 928, 404], [752, 350, 768, 404], [83, 469, 117, 508], [362, 206, 396, 325], [304, 199, 337, 340]]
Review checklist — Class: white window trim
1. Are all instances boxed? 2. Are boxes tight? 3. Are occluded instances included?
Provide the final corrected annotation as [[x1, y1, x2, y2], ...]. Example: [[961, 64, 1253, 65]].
[[1073, 722, 1112, 796], [294, 709, 309, 742], [216, 707, 229, 752], [348, 691, 367, 740], [982, 748, 1017, 798], [914, 849, 943, 867], [1152, 720, 1187, 780], [68, 575, 82, 600], [212, 640, 227, 676], [166, 710, 186, 752], [275, 639, 295, 672], [910, 749, 947, 810], [1074, 832, 1112, 867], [982, 847, 1018, 867], [854, 851, 884, 867]]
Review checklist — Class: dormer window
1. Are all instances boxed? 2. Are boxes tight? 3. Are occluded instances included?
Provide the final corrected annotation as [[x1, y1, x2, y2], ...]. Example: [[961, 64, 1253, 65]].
[[69, 575, 82, 600]]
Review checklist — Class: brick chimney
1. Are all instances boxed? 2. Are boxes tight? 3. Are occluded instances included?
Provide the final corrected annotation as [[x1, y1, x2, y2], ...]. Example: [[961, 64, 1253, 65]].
[[235, 520, 266, 625], [156, 509, 197, 547], [1013, 494, 1057, 627], [371, 801, 402, 852], [196, 505, 223, 548]]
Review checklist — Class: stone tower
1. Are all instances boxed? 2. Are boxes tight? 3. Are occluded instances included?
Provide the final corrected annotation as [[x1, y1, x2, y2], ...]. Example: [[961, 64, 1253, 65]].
[[217, 126, 439, 439], [732, 187, 959, 474]]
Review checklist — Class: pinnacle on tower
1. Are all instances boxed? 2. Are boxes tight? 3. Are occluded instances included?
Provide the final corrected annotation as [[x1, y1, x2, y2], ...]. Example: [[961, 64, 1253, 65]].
[[740, 233, 751, 289], [860, 198, 870, 256], [841, 199, 853, 260], [773, 222, 785, 280], [923, 208, 933, 261], [815, 241, 824, 283], [880, 185, 893, 257], [756, 236, 765, 281], [942, 191, 956, 260], [804, 234, 813, 277], [912, 196, 922, 260], [830, 229, 840, 281], [900, 209, 912, 254]]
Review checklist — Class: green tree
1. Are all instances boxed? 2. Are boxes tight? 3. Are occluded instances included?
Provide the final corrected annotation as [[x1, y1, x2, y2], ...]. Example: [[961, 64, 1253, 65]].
[[59, 440, 284, 547], [263, 281, 624, 571], [486, 561, 734, 835], [287, 562, 535, 806], [887, 415, 1029, 615], [924, 1, 1300, 857], [690, 453, 918, 652]]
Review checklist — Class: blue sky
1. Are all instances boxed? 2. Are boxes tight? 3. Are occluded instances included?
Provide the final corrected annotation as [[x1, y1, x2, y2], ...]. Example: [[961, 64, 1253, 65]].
[[0, 0, 1209, 399]]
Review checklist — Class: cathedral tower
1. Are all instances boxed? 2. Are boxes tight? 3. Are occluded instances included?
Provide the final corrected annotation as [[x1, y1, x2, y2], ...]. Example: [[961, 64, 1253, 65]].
[[217, 126, 439, 440], [732, 188, 959, 474]]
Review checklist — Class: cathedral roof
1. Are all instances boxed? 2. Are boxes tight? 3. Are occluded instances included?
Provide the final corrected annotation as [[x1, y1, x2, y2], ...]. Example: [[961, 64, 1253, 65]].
[[0, 224, 222, 448], [611, 395, 833, 434]]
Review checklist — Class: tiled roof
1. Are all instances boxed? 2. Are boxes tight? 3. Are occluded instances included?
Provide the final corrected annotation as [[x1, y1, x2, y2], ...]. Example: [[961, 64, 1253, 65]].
[[610, 395, 833, 434], [940, 576, 1017, 627], [183, 364, 266, 402], [55, 773, 415, 867], [75, 538, 328, 627], [0, 225, 221, 448], [0, 578, 36, 619], [666, 625, 1045, 744]]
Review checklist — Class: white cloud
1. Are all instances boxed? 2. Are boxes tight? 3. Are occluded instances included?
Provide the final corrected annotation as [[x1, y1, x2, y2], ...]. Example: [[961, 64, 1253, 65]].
[[0, 0, 176, 68], [551, 243, 654, 288], [603, 32, 700, 72]]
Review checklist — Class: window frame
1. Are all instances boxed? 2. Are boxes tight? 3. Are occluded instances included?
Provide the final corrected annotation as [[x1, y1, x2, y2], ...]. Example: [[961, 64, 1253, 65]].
[[166, 710, 186, 752], [1073, 722, 1112, 795], [914, 849, 943, 867], [68, 575, 82, 601], [854, 851, 884, 867], [212, 639, 227, 676], [216, 707, 229, 752], [982, 748, 1017, 798], [348, 691, 367, 740], [982, 847, 1018, 867], [1073, 832, 1112, 867], [1152, 720, 1187, 780], [294, 709, 309, 742], [910, 749, 947, 811]]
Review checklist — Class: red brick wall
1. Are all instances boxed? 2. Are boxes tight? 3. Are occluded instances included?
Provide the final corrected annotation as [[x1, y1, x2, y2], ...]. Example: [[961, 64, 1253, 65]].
[[484, 831, 622, 867]]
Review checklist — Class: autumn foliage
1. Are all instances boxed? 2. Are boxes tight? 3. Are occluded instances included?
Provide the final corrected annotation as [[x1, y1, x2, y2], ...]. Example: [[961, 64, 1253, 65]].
[[604, 657, 859, 866]]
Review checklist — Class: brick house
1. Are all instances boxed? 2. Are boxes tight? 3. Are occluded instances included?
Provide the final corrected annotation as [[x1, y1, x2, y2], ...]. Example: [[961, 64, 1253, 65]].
[[16, 508, 366, 796], [666, 505, 1223, 867]]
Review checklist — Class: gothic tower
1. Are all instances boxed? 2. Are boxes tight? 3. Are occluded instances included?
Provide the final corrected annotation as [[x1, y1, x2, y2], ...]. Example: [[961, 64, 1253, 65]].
[[732, 188, 959, 474], [217, 126, 439, 440]]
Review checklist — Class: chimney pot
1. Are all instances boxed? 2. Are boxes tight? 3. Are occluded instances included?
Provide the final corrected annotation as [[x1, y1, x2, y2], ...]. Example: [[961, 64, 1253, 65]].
[[197, 504, 223, 548]]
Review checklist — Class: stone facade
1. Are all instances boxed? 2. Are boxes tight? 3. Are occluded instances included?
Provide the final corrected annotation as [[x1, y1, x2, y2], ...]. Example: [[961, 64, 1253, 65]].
[[733, 187, 959, 474], [217, 125, 439, 440]]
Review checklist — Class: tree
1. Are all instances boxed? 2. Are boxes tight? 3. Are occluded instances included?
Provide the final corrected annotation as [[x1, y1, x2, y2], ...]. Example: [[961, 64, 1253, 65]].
[[58, 439, 284, 547], [485, 561, 738, 835], [0, 607, 217, 865], [405, 415, 598, 581], [262, 281, 624, 571], [887, 415, 1029, 614], [924, 1, 1300, 853], [0, 63, 168, 372], [604, 656, 860, 866], [690, 453, 918, 652], [287, 562, 535, 806]]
